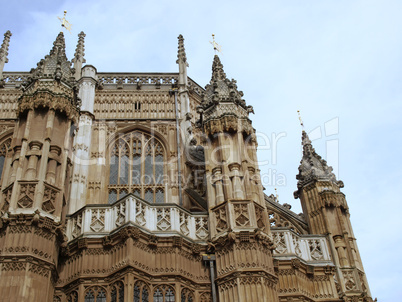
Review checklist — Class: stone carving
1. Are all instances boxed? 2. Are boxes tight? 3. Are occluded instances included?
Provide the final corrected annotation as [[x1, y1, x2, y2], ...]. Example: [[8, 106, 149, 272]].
[[214, 206, 228, 233], [254, 204, 265, 229], [28, 263, 50, 277], [343, 271, 357, 291], [308, 239, 324, 260], [90, 209, 105, 232], [114, 202, 126, 227], [179, 211, 190, 236], [71, 213, 82, 239], [42, 185, 58, 214], [199, 292, 212, 302], [292, 234, 303, 257], [17, 182, 36, 208], [135, 200, 147, 226], [1, 262, 27, 271], [233, 203, 250, 227], [2, 184, 12, 211], [273, 232, 287, 254], [195, 217, 208, 239], [157, 208, 171, 231]]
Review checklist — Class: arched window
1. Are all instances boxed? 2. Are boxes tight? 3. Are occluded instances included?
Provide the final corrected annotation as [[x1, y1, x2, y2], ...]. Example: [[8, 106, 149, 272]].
[[0, 138, 11, 183], [180, 288, 194, 302], [199, 293, 212, 302], [108, 131, 165, 204], [153, 285, 175, 302], [67, 291, 78, 302], [85, 287, 107, 302], [133, 280, 149, 302], [111, 281, 124, 302]]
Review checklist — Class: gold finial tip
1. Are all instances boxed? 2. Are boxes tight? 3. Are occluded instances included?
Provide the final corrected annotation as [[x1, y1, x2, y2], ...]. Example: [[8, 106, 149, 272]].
[[297, 110, 305, 129]]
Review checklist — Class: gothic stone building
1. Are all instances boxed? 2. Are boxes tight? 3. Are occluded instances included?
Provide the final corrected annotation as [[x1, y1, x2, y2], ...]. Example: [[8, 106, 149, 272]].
[[0, 31, 373, 302]]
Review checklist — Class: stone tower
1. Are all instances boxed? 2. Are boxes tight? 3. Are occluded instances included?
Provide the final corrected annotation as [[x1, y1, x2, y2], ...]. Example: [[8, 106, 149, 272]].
[[0, 32, 79, 301], [199, 55, 279, 301], [294, 131, 372, 302], [0, 31, 374, 302]]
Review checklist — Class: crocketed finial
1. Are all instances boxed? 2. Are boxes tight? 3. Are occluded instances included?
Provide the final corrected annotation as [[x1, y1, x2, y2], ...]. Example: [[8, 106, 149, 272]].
[[176, 34, 188, 66], [0, 30, 12, 81], [72, 31, 86, 80]]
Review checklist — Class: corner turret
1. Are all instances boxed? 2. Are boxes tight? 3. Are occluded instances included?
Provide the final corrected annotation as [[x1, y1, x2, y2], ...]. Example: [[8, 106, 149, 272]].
[[295, 130, 343, 191], [294, 130, 373, 301], [200, 54, 278, 302], [0, 32, 79, 301]]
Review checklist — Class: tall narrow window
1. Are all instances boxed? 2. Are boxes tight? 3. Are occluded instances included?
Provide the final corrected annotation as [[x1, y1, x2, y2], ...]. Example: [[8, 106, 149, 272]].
[[0, 139, 11, 184], [111, 281, 124, 302], [108, 131, 165, 203], [133, 280, 149, 302]]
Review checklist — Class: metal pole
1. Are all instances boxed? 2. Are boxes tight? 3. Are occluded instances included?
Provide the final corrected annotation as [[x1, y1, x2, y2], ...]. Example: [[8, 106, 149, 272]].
[[203, 255, 217, 302], [171, 88, 183, 206]]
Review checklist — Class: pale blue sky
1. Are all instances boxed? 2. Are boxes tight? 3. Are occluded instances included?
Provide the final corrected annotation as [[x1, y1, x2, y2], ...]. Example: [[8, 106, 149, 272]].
[[1, 0, 401, 300]]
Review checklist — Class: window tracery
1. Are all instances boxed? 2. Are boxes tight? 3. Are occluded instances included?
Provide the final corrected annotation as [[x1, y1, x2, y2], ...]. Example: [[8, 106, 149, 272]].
[[108, 131, 165, 204], [133, 280, 149, 302], [153, 285, 175, 302], [111, 281, 124, 302], [67, 291, 78, 302], [0, 138, 11, 183], [84, 287, 107, 302], [180, 288, 194, 302]]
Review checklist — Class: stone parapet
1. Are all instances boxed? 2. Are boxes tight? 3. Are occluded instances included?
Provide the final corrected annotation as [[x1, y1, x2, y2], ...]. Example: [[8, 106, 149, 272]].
[[65, 194, 209, 242], [272, 229, 332, 265]]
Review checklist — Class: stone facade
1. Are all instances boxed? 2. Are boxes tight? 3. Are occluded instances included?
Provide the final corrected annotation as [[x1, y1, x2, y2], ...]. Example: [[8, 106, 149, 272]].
[[0, 31, 373, 302]]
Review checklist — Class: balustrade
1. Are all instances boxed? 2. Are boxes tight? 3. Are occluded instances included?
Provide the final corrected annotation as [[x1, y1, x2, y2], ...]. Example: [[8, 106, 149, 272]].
[[66, 194, 209, 242]]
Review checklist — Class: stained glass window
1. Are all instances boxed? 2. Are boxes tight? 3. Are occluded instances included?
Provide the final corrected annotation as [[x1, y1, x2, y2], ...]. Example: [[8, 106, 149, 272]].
[[108, 131, 165, 203]]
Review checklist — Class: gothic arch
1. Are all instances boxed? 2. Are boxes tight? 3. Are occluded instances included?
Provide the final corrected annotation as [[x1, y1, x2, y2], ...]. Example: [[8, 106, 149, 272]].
[[0, 136, 12, 185], [181, 288, 194, 302], [133, 280, 150, 302], [110, 280, 124, 302], [107, 129, 167, 204], [67, 290, 78, 302], [84, 286, 107, 302], [152, 284, 175, 302]]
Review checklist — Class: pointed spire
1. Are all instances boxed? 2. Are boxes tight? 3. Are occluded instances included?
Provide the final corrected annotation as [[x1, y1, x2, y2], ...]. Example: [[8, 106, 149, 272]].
[[176, 34, 188, 66], [211, 55, 226, 82], [72, 31, 86, 80], [27, 32, 74, 87], [0, 30, 12, 81], [296, 131, 343, 188], [201, 55, 248, 112], [71, 31, 86, 81], [50, 32, 68, 59], [176, 34, 189, 88]]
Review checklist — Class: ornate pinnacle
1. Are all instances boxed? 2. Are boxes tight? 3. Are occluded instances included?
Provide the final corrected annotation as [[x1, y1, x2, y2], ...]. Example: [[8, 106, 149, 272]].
[[176, 34, 188, 66], [0, 30, 12, 81], [72, 31, 86, 80], [211, 55, 227, 82], [0, 31, 12, 64], [296, 130, 341, 189], [50, 32, 68, 59]]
